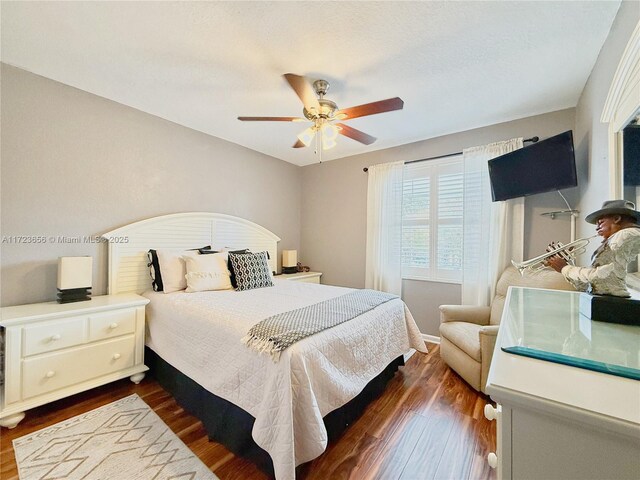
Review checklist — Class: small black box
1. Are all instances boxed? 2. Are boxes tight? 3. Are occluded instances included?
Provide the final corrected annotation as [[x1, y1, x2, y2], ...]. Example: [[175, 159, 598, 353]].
[[579, 293, 640, 326]]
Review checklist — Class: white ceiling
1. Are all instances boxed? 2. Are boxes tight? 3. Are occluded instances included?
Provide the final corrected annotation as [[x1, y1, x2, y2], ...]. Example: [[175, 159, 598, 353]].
[[1, 1, 620, 166]]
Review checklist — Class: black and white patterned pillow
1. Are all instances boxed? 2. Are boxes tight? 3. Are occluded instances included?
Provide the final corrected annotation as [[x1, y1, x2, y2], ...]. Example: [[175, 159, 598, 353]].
[[229, 251, 274, 291]]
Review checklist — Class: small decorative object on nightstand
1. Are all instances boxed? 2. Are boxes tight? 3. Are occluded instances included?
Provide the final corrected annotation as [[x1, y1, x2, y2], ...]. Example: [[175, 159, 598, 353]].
[[57, 256, 93, 303], [282, 250, 298, 274], [0, 294, 149, 429], [280, 271, 323, 284]]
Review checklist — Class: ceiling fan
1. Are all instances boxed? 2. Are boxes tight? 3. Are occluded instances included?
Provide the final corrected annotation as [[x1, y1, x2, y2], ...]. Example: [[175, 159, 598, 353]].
[[238, 74, 404, 154]]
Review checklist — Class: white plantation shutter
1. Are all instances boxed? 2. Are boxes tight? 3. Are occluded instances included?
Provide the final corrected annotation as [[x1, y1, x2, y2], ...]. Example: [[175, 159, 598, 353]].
[[402, 173, 430, 273], [402, 224, 429, 269], [402, 156, 463, 282], [436, 167, 463, 280]]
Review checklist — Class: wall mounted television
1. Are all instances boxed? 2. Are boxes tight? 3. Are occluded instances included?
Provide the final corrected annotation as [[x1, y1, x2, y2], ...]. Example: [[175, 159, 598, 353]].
[[623, 124, 640, 186], [488, 130, 577, 202]]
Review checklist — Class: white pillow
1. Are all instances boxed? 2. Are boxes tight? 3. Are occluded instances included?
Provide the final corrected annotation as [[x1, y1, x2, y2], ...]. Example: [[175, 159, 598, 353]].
[[183, 252, 232, 292], [156, 249, 199, 293]]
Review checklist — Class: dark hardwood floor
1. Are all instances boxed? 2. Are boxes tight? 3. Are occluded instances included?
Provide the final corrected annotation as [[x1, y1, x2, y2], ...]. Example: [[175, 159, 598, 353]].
[[0, 343, 496, 480]]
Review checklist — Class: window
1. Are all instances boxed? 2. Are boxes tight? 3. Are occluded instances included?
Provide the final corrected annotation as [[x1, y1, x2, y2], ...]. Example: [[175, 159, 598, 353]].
[[402, 156, 463, 282]]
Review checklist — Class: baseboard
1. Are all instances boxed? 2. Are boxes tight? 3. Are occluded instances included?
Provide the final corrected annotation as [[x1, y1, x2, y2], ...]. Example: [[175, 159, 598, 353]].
[[421, 333, 440, 344]]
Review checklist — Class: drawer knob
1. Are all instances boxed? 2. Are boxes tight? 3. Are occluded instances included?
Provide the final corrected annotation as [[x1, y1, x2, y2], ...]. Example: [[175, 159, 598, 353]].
[[112, 353, 121, 360], [50, 334, 61, 342], [109, 323, 119, 330], [487, 452, 498, 469], [45, 371, 56, 378], [484, 404, 498, 421]]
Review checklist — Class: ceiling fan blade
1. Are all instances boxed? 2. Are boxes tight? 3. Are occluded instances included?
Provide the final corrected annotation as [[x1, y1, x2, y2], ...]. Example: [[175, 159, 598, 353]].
[[238, 116, 304, 122], [283, 73, 320, 112], [293, 139, 306, 148], [336, 97, 404, 120], [336, 123, 377, 145]]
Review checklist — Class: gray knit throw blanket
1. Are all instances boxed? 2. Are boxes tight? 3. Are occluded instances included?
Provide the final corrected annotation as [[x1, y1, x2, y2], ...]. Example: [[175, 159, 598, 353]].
[[242, 289, 398, 361]]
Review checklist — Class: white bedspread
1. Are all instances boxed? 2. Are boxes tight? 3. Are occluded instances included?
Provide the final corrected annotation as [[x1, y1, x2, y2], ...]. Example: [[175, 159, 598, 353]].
[[143, 279, 426, 480]]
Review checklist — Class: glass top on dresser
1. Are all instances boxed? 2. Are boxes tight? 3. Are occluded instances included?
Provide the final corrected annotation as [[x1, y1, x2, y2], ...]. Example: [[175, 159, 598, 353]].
[[501, 287, 640, 380]]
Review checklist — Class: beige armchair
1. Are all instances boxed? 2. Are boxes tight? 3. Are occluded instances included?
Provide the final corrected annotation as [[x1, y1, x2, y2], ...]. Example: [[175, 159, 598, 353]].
[[439, 266, 575, 393]]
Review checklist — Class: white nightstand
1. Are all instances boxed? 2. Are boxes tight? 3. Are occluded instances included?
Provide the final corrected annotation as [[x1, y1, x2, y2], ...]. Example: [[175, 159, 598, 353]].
[[278, 272, 323, 284], [0, 294, 149, 429]]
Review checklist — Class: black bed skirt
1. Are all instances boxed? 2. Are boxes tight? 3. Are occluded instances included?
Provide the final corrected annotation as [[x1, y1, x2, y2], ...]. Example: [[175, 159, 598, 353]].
[[145, 347, 404, 478]]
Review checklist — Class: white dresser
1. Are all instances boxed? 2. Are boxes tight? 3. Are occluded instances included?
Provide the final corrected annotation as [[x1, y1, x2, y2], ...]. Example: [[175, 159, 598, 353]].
[[279, 271, 322, 284], [0, 294, 149, 428], [485, 287, 640, 480]]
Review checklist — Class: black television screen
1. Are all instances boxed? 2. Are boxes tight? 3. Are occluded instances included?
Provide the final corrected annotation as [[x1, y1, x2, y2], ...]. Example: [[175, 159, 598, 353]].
[[623, 124, 640, 186], [488, 130, 577, 201]]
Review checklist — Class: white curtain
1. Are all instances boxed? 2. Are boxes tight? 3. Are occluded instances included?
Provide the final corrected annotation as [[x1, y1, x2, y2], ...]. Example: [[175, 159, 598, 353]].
[[365, 161, 404, 295], [462, 138, 524, 306]]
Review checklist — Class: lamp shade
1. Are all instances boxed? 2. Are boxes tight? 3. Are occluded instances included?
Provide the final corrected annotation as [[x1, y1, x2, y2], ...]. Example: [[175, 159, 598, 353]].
[[57, 256, 93, 290], [297, 127, 316, 147], [282, 250, 298, 268]]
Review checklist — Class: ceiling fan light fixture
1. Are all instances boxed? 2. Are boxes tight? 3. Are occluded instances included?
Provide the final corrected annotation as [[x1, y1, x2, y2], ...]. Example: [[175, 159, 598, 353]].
[[239, 74, 404, 155], [322, 123, 339, 138], [321, 123, 340, 150], [297, 126, 316, 147], [322, 135, 337, 150]]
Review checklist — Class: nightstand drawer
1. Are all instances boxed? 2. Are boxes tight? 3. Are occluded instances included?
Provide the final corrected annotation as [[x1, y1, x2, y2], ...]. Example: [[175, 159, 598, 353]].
[[279, 272, 322, 283], [89, 309, 135, 342], [23, 316, 87, 357], [295, 276, 320, 284], [22, 336, 135, 400]]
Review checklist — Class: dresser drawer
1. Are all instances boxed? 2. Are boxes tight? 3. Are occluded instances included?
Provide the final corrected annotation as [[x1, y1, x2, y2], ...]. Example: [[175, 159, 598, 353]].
[[22, 336, 135, 400], [89, 309, 135, 342], [23, 316, 87, 357]]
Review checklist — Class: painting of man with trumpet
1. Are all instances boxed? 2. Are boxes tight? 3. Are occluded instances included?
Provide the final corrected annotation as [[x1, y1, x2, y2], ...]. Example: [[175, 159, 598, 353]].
[[545, 200, 640, 297]]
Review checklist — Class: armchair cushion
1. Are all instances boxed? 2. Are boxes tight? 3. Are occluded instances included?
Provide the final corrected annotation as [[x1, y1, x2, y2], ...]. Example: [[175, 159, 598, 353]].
[[439, 305, 491, 325], [489, 266, 576, 325], [439, 322, 482, 362]]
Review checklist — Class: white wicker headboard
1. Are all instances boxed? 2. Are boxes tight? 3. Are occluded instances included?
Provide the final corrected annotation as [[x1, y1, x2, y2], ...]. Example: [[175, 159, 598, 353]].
[[101, 212, 280, 294]]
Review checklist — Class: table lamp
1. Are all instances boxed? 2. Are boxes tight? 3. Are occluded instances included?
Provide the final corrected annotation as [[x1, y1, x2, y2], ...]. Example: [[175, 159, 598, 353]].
[[282, 250, 298, 274], [57, 256, 92, 303]]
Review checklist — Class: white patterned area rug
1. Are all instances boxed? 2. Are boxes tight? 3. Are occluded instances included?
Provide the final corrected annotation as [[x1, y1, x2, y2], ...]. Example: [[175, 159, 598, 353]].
[[13, 394, 218, 480]]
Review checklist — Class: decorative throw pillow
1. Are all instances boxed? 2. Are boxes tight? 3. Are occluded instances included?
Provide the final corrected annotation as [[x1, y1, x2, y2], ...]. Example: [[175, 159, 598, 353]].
[[147, 250, 164, 292], [148, 246, 210, 292], [183, 252, 232, 292], [205, 248, 250, 288], [229, 251, 274, 291], [201, 249, 272, 287]]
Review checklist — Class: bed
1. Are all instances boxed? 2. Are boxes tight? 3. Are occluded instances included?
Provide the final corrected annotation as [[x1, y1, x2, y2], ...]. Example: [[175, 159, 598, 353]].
[[102, 213, 427, 480]]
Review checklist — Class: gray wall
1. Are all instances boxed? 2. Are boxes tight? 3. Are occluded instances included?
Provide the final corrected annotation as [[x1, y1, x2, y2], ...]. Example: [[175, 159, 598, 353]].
[[0, 64, 302, 306], [574, 0, 639, 257], [300, 109, 576, 336]]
